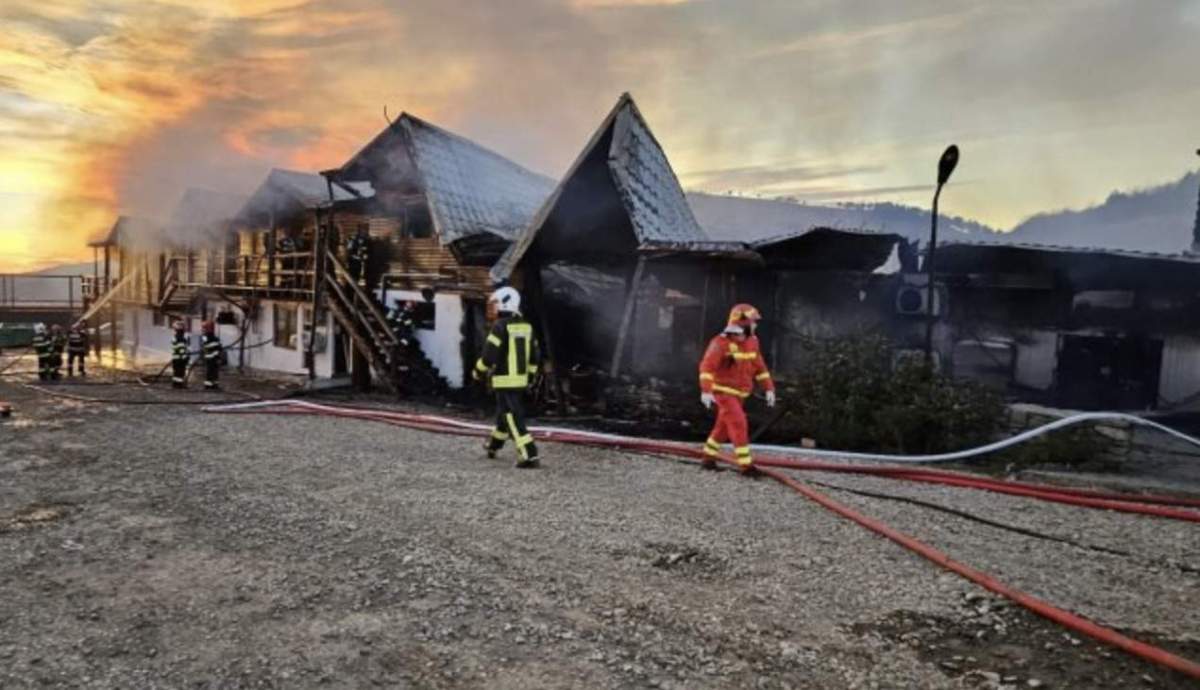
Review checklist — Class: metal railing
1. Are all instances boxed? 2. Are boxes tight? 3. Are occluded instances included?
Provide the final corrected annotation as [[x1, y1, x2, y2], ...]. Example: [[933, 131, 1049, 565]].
[[0, 274, 88, 312]]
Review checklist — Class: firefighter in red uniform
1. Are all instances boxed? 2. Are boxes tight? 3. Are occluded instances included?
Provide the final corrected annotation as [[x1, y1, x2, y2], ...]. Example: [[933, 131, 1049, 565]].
[[698, 304, 776, 472]]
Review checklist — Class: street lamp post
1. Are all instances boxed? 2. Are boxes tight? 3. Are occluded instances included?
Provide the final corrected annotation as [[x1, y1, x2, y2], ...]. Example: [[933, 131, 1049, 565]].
[[924, 144, 960, 368]]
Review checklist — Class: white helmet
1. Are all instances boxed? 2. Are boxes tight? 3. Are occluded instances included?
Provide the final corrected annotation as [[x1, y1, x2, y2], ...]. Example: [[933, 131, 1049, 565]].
[[490, 286, 521, 315], [33, 323, 46, 335]]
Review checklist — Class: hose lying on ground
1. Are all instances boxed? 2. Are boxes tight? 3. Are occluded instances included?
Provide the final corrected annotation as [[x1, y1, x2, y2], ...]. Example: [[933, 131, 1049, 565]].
[[753, 411, 1200, 465], [201, 398, 1200, 681]]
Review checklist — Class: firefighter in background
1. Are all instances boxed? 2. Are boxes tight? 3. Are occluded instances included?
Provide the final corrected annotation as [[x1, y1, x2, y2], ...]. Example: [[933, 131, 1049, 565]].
[[473, 287, 541, 468], [201, 320, 223, 390], [346, 226, 369, 285], [66, 324, 88, 377], [48, 324, 65, 380], [171, 321, 189, 389], [32, 323, 51, 382], [277, 231, 298, 287], [387, 300, 417, 349], [698, 304, 777, 473]]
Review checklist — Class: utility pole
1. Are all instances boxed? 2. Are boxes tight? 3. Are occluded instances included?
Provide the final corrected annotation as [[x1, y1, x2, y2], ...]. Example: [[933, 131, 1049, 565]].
[[923, 144, 960, 369]]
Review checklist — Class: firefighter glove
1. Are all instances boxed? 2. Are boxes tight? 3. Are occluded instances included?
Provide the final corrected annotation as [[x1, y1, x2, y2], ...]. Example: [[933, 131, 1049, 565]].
[[701, 392, 715, 409], [765, 390, 777, 408]]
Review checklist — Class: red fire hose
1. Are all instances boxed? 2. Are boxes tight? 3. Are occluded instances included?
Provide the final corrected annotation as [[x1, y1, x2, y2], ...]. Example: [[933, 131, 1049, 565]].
[[205, 400, 1200, 681]]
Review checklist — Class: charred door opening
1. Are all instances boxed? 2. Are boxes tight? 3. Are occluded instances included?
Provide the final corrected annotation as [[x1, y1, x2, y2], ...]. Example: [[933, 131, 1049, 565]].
[[1057, 335, 1163, 410]]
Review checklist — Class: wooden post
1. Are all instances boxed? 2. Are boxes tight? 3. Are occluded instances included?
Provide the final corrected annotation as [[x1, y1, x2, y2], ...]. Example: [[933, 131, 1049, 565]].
[[267, 209, 276, 289], [526, 262, 567, 414], [609, 257, 646, 378], [770, 272, 782, 369], [699, 267, 711, 344]]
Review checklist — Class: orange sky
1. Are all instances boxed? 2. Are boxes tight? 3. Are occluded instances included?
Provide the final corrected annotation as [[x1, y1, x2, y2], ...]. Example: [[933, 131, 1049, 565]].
[[2, 0, 1199, 272]]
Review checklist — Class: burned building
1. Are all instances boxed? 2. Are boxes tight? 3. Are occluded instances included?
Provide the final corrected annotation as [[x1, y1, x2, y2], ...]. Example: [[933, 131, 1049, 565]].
[[932, 241, 1200, 411], [492, 93, 761, 408], [82, 114, 554, 391], [326, 112, 556, 388]]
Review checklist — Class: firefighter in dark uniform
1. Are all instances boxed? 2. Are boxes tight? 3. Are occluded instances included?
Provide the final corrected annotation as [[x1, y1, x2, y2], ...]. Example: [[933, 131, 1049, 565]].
[[277, 232, 298, 287], [171, 320, 189, 389], [473, 287, 541, 468], [345, 226, 369, 285], [387, 300, 417, 349], [49, 324, 65, 380], [32, 323, 51, 381], [201, 320, 223, 390], [67, 324, 88, 376]]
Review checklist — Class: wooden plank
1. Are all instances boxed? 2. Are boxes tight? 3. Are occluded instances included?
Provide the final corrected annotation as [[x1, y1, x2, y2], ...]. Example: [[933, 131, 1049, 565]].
[[609, 257, 646, 378]]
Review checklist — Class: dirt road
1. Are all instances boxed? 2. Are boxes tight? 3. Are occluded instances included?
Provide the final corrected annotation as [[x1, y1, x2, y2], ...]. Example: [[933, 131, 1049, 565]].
[[1, 375, 1197, 688]]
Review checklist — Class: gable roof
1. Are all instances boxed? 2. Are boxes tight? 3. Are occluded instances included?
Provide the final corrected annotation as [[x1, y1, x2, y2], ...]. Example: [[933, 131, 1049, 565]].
[[492, 93, 721, 280], [88, 215, 162, 248], [687, 192, 889, 242], [241, 169, 372, 219], [337, 114, 555, 245]]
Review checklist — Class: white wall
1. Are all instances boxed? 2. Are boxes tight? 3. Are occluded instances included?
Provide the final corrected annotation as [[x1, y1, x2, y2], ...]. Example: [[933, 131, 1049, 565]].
[[380, 290, 465, 388], [1014, 330, 1058, 391], [236, 300, 335, 378], [122, 307, 177, 362], [116, 301, 334, 378], [1159, 336, 1200, 406]]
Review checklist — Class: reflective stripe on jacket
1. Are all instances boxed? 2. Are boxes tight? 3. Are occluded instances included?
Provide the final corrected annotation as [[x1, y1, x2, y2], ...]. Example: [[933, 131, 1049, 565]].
[[202, 334, 222, 361], [475, 316, 540, 390], [698, 333, 774, 398], [172, 334, 189, 362]]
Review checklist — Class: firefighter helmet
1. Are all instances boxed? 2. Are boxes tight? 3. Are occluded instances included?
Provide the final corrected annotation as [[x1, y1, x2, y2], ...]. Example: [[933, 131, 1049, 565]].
[[490, 286, 521, 315], [172, 320, 185, 332], [33, 323, 46, 335], [725, 303, 761, 333]]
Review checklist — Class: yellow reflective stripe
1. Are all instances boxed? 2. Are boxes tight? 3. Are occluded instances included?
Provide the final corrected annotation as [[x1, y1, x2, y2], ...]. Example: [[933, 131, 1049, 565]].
[[515, 434, 534, 448], [491, 430, 509, 441], [712, 384, 750, 398], [505, 414, 528, 461], [705, 438, 721, 448], [487, 334, 502, 347], [506, 323, 532, 381], [528, 365, 539, 374], [492, 374, 529, 388], [755, 372, 771, 381], [735, 446, 751, 457], [475, 359, 489, 372], [732, 352, 758, 361], [699, 373, 715, 381]]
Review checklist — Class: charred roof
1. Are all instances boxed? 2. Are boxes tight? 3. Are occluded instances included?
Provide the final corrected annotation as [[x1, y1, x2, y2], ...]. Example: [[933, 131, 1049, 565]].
[[493, 94, 751, 280], [335, 113, 554, 246]]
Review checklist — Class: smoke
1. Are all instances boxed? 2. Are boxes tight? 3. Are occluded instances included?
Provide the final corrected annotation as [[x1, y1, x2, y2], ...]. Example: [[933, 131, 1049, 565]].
[[3, 0, 1199, 270]]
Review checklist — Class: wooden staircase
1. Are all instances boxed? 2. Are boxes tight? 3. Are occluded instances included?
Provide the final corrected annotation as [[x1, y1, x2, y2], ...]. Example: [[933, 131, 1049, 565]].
[[158, 259, 202, 313], [322, 250, 446, 395]]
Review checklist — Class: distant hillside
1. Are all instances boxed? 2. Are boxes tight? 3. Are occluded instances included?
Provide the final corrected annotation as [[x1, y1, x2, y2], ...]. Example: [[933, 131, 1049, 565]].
[[28, 262, 97, 277], [1008, 172, 1199, 253], [686, 192, 1002, 244]]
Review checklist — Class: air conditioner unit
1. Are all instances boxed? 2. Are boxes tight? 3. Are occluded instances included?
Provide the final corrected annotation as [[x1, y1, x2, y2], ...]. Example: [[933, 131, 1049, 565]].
[[895, 285, 943, 316]]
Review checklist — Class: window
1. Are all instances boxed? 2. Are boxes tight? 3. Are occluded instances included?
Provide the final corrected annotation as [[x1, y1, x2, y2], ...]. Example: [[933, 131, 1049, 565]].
[[273, 304, 298, 350], [413, 300, 436, 330], [403, 206, 434, 239]]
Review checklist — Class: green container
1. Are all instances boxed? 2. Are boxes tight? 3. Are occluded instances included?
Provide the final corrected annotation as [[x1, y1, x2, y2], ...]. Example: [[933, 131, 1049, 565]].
[[0, 323, 35, 349]]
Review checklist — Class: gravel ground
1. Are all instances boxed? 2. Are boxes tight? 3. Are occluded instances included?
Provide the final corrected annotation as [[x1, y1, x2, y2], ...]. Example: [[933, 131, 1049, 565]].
[[1, 365, 1198, 689]]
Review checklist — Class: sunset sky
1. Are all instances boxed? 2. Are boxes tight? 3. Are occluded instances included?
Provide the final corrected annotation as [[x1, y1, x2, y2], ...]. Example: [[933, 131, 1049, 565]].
[[2, 0, 1198, 272]]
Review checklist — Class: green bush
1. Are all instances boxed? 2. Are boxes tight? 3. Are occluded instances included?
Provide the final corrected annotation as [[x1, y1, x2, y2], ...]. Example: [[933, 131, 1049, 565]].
[[777, 334, 1004, 454]]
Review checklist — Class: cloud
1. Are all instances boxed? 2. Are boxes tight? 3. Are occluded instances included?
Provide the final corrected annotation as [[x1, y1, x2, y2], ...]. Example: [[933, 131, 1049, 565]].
[[2, 0, 1200, 270]]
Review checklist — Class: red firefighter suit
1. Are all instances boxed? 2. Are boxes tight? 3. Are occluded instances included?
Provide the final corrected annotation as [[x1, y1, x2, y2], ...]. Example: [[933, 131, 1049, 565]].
[[698, 304, 775, 469]]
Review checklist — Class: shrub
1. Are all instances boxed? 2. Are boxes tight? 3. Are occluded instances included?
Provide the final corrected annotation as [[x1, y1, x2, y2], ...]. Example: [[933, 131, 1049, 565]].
[[777, 334, 1004, 454]]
